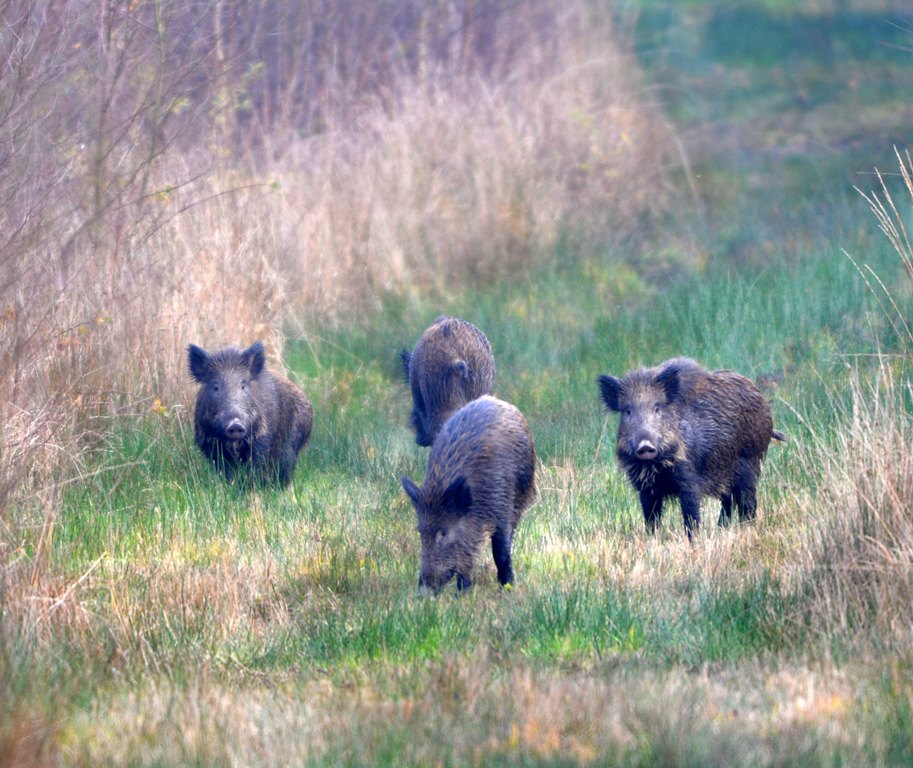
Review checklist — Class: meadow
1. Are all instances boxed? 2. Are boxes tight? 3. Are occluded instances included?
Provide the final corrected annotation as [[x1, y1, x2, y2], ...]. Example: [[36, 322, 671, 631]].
[[3, 1, 913, 765]]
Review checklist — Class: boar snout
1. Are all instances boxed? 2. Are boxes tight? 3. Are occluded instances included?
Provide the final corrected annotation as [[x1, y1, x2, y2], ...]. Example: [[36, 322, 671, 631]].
[[223, 418, 247, 441], [635, 439, 658, 460], [418, 567, 456, 595]]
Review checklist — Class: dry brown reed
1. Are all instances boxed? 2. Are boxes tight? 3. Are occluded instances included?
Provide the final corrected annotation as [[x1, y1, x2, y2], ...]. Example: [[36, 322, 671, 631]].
[[854, 146, 913, 355], [0, 1, 685, 522], [799, 149, 913, 644], [802, 362, 913, 642], [263, 21, 684, 314]]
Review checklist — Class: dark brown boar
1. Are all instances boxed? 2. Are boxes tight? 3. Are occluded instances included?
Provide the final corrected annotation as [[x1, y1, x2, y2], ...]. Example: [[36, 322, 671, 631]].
[[401, 395, 536, 593], [188, 341, 313, 487], [401, 316, 495, 447], [598, 357, 786, 538]]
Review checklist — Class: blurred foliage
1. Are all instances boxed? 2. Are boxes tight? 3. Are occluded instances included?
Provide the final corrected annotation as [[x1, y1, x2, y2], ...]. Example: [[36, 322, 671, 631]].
[[629, 0, 912, 264]]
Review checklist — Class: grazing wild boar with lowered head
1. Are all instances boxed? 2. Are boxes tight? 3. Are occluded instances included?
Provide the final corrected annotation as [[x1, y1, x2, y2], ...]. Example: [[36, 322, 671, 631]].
[[188, 341, 313, 487], [598, 357, 786, 538], [401, 316, 495, 446], [401, 395, 536, 593]]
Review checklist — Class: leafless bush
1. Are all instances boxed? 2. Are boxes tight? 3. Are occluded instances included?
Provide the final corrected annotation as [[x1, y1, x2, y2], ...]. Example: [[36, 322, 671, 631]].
[[0, 1, 276, 519], [0, 0, 688, 527]]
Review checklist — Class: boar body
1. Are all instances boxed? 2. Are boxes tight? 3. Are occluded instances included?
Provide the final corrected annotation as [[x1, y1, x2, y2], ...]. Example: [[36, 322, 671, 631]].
[[401, 316, 495, 446], [401, 396, 535, 593], [599, 357, 785, 537], [188, 341, 313, 487]]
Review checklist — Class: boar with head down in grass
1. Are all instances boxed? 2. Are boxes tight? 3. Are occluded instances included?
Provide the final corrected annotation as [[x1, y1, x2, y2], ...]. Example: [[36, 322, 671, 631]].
[[401, 395, 536, 593], [598, 357, 786, 539], [401, 316, 495, 447], [188, 341, 313, 487]]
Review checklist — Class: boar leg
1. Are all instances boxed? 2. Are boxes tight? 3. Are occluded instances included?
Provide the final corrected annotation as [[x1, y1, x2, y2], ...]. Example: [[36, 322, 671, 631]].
[[735, 485, 758, 522], [638, 489, 664, 534], [718, 494, 733, 527], [678, 490, 702, 540], [672, 464, 702, 539], [250, 436, 273, 482], [733, 460, 759, 522], [491, 528, 514, 586], [275, 443, 299, 487]]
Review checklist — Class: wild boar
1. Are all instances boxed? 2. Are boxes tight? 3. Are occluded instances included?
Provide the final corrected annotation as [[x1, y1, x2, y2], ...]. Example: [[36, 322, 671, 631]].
[[401, 316, 495, 446], [188, 341, 313, 487], [401, 395, 536, 593], [598, 357, 785, 538]]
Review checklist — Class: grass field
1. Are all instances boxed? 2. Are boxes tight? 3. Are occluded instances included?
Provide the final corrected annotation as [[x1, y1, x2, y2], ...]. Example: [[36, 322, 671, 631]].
[[3, 2, 913, 765], [6, 227, 912, 765]]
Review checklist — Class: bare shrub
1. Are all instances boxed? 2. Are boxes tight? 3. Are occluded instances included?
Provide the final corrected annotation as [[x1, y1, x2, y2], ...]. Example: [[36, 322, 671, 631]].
[[0, 1, 280, 518], [0, 1, 687, 535]]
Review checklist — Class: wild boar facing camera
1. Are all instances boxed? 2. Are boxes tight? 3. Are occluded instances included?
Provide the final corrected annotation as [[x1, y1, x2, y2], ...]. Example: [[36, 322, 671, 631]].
[[401, 396, 536, 594], [401, 316, 495, 446], [188, 341, 313, 487], [598, 357, 786, 538]]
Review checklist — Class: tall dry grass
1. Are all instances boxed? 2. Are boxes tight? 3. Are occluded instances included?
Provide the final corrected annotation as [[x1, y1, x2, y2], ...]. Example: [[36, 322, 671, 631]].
[[801, 148, 913, 644], [0, 1, 282, 521], [260, 11, 686, 313], [0, 0, 686, 520], [799, 363, 913, 639]]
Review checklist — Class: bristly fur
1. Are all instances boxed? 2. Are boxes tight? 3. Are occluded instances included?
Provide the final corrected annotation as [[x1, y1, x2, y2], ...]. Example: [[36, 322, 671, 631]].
[[402, 316, 495, 447], [599, 357, 785, 538], [401, 395, 535, 594], [621, 455, 676, 491]]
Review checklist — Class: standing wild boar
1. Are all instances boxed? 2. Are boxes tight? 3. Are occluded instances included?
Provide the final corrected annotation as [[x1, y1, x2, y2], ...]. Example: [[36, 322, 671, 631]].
[[401, 395, 536, 593], [188, 341, 313, 487], [598, 357, 785, 538], [401, 316, 495, 446]]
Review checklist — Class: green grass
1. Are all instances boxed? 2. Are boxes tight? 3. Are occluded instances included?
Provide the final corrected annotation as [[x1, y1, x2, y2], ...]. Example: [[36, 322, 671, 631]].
[[9, 226, 905, 764], [6, 2, 913, 764]]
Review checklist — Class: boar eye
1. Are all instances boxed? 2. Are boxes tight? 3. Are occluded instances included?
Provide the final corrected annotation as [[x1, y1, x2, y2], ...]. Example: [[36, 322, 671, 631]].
[[435, 529, 448, 544], [623, 406, 632, 417], [654, 403, 662, 414]]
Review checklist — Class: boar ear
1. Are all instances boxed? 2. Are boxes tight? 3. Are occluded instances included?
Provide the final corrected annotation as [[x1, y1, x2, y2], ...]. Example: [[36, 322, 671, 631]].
[[242, 341, 266, 378], [188, 344, 210, 382], [401, 476, 423, 508], [400, 349, 412, 382], [598, 375, 622, 412], [442, 476, 473, 515], [656, 365, 681, 402]]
